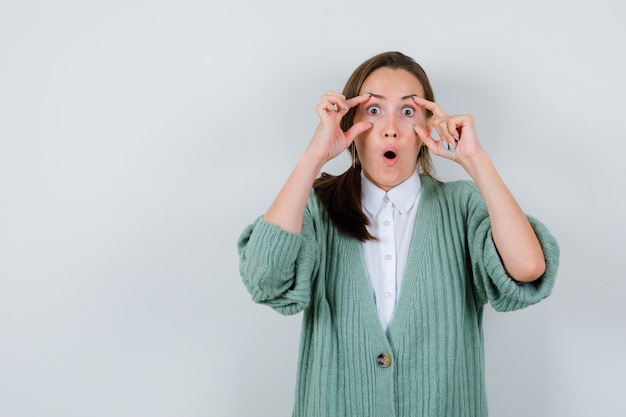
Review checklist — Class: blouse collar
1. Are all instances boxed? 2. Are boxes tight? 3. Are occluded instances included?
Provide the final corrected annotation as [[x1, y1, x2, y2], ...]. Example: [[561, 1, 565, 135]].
[[361, 170, 421, 217]]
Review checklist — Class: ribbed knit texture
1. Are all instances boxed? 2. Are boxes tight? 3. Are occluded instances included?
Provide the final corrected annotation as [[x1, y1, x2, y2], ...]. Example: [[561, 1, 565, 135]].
[[238, 176, 560, 417]]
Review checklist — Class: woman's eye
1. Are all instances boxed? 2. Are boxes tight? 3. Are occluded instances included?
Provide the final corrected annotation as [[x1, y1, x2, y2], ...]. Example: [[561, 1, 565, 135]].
[[367, 105, 381, 116], [402, 107, 415, 117]]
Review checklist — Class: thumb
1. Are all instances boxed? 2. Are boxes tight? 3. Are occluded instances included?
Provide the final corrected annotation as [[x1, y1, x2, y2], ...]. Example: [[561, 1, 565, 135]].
[[412, 123, 439, 150], [345, 121, 373, 142]]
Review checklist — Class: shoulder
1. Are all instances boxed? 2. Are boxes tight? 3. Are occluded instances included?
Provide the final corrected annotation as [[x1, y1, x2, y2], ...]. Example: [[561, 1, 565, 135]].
[[420, 175, 480, 201], [306, 188, 325, 217], [304, 189, 334, 231]]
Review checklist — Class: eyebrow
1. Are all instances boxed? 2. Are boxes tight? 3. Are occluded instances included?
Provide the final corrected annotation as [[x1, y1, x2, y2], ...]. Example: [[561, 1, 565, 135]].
[[367, 93, 418, 100]]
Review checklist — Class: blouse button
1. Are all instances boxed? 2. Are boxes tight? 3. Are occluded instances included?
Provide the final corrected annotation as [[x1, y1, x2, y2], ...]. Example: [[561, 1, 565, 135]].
[[376, 353, 392, 368]]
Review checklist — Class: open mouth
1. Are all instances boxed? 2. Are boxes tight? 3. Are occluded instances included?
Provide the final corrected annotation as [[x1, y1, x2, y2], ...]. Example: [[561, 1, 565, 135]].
[[384, 151, 397, 160]]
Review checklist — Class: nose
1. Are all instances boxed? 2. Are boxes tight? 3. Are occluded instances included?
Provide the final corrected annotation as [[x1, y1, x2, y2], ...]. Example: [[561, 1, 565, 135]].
[[382, 115, 399, 138]]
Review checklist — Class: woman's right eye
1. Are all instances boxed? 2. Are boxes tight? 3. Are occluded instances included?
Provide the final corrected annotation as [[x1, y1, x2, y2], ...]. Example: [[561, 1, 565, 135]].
[[367, 105, 381, 116]]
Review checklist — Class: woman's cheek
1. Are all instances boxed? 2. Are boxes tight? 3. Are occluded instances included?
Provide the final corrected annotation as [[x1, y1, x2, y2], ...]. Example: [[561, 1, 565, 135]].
[[362, 113, 379, 124], [414, 111, 429, 127]]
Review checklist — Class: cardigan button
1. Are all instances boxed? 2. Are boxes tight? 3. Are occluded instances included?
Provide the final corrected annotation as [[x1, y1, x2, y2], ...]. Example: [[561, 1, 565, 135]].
[[376, 353, 392, 368]]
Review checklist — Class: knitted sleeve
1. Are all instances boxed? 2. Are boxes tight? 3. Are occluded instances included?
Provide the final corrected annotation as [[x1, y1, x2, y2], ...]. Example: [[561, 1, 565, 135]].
[[465, 184, 560, 312], [237, 205, 320, 316]]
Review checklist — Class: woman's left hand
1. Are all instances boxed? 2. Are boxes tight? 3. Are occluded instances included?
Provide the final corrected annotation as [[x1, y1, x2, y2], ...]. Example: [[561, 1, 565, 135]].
[[410, 96, 485, 169], [412, 96, 546, 282]]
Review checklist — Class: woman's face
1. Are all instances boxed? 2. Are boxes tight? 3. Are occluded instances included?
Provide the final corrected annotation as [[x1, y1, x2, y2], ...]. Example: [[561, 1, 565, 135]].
[[353, 67, 428, 191]]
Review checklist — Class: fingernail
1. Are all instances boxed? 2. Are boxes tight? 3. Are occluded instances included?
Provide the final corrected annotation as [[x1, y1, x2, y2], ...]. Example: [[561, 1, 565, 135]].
[[344, 103, 349, 111], [453, 135, 459, 141], [412, 123, 417, 133], [363, 93, 372, 97], [443, 141, 449, 151], [412, 95, 420, 99], [449, 143, 455, 152], [332, 104, 338, 112]]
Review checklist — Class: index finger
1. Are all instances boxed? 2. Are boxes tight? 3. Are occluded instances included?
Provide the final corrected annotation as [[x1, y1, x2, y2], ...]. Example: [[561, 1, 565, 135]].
[[412, 95, 448, 118], [346, 94, 372, 110]]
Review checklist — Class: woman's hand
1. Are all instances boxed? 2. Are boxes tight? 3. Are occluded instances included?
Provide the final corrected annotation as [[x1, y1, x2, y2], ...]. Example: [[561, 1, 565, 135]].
[[262, 92, 370, 234], [412, 96, 546, 282], [410, 96, 485, 171], [305, 92, 372, 165]]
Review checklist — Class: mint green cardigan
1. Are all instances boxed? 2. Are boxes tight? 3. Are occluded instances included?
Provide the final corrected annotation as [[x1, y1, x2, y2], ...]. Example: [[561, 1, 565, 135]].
[[238, 176, 559, 417]]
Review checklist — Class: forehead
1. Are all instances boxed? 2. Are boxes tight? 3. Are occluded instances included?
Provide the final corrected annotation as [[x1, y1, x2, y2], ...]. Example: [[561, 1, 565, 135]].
[[359, 67, 425, 98]]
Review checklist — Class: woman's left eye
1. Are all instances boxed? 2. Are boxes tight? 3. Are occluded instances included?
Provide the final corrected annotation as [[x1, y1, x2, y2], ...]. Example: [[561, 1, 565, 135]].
[[402, 107, 415, 117]]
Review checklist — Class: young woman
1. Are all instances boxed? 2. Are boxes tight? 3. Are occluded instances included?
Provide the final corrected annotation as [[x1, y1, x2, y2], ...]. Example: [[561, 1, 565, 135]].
[[238, 51, 559, 417]]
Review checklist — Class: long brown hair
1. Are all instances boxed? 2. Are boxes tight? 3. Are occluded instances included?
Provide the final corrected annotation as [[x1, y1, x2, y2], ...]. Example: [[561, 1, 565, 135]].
[[313, 51, 436, 241]]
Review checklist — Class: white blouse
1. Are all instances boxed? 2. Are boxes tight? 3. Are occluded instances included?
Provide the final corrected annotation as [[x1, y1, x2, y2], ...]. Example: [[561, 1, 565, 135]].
[[360, 171, 421, 331]]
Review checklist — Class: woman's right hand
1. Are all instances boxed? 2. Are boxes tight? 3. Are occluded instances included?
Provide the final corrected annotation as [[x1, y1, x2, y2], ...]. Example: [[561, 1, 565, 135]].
[[305, 92, 373, 165], [263, 92, 371, 233]]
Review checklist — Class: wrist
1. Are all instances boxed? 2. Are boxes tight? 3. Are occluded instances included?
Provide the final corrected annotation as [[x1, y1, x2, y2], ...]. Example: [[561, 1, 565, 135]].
[[301, 147, 329, 172], [460, 150, 493, 179]]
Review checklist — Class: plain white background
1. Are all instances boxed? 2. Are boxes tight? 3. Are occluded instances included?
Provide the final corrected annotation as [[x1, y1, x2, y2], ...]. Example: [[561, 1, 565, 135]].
[[1, 0, 624, 416]]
